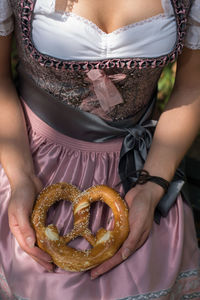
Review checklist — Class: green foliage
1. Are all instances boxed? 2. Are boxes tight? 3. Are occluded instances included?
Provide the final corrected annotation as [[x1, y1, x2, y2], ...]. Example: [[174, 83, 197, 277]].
[[157, 63, 176, 111]]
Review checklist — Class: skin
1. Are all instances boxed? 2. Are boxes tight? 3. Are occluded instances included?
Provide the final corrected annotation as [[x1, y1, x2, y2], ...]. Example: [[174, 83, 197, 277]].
[[0, 0, 200, 278], [91, 48, 200, 279], [0, 35, 52, 271], [55, 0, 164, 33]]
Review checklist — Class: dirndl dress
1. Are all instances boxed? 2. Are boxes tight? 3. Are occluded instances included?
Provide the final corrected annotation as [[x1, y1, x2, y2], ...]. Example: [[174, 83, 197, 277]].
[[0, 0, 200, 299]]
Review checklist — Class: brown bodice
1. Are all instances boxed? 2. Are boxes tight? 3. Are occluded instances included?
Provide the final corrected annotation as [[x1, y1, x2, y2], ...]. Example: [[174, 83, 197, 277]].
[[10, 0, 193, 121]]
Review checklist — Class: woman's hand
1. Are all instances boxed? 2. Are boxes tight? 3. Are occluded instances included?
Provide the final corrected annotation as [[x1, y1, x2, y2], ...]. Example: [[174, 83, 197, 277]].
[[90, 182, 163, 280], [8, 174, 53, 272]]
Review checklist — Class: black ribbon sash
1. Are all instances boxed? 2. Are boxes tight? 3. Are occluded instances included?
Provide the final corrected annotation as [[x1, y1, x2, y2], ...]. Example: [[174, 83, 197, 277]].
[[17, 69, 185, 224]]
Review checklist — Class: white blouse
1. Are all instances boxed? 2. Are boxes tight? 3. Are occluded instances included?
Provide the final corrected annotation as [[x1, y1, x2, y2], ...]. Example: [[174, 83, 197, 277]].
[[0, 0, 200, 60], [32, 10, 177, 59], [0, 0, 14, 36]]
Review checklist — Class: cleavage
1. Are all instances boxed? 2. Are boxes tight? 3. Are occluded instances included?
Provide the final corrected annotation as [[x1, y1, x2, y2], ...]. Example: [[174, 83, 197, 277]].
[[55, 0, 165, 34]]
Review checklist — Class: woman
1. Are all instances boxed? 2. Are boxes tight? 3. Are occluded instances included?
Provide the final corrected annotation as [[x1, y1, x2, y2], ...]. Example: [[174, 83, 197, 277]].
[[0, 0, 200, 299]]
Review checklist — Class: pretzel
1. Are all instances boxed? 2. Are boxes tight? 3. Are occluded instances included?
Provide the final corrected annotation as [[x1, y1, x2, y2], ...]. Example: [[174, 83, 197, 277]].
[[31, 183, 129, 272]]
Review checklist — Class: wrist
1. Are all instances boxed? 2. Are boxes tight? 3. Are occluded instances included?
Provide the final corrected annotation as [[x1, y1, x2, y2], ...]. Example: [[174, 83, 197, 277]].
[[9, 172, 42, 199], [132, 169, 169, 193], [130, 169, 169, 205], [133, 181, 165, 207], [4, 167, 37, 189], [0, 151, 36, 187]]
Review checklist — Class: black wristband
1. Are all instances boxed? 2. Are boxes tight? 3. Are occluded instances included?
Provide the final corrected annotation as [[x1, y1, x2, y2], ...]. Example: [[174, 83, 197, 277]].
[[132, 169, 170, 193]]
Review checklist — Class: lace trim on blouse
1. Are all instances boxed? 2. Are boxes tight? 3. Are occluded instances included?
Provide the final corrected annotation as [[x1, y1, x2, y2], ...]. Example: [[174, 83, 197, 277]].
[[34, 0, 199, 50], [60, 12, 166, 37], [1, 0, 199, 51], [18, 0, 189, 71]]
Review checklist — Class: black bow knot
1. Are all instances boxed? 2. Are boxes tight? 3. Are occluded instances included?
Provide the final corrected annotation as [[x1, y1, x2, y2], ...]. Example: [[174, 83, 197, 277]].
[[119, 122, 156, 193]]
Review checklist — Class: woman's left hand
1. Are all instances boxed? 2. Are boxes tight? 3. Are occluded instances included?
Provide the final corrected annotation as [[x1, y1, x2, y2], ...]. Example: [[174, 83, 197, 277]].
[[90, 183, 163, 280]]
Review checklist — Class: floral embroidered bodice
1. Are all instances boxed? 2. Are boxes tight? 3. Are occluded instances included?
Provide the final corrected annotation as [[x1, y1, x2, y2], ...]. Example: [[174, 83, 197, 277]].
[[9, 0, 194, 121]]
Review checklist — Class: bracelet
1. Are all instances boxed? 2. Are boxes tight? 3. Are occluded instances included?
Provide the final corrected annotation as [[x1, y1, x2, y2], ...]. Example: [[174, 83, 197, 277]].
[[132, 169, 170, 193]]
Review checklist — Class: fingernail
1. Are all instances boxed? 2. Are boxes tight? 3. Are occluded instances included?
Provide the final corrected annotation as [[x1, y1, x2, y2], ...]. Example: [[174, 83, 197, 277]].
[[47, 269, 54, 273], [26, 237, 35, 248], [122, 248, 131, 260], [43, 254, 52, 262], [47, 265, 54, 273], [91, 272, 98, 280]]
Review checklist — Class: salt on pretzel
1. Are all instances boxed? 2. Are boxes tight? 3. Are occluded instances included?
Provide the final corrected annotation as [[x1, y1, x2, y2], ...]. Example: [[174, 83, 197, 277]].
[[31, 183, 129, 272]]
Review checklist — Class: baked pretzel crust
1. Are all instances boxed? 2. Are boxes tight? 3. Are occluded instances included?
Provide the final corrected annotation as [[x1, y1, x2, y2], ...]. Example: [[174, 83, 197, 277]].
[[31, 183, 129, 272]]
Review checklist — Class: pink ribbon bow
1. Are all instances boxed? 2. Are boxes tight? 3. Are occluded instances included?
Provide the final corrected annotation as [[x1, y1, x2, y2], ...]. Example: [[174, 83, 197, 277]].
[[86, 69, 126, 112]]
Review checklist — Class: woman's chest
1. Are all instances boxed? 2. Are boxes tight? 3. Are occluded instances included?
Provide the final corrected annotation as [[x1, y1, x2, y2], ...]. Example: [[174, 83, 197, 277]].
[[9, 0, 193, 122], [54, 0, 165, 34], [32, 0, 177, 60]]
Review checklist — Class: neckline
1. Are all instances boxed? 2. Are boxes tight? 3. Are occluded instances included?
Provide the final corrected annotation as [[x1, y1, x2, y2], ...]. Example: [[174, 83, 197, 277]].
[[61, 11, 166, 36], [20, 0, 188, 71], [36, 0, 167, 36]]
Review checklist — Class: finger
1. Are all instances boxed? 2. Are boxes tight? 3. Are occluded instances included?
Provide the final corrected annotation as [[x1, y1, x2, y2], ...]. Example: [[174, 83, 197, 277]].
[[29, 255, 54, 272], [91, 247, 127, 280], [134, 231, 150, 252], [121, 229, 150, 260], [9, 214, 52, 263], [11, 223, 53, 267], [8, 197, 36, 248], [91, 221, 148, 279], [120, 222, 145, 259], [91, 229, 150, 280]]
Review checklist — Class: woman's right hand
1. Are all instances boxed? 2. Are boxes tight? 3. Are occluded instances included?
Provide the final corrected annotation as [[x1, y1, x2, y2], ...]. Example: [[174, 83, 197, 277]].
[[8, 174, 53, 272]]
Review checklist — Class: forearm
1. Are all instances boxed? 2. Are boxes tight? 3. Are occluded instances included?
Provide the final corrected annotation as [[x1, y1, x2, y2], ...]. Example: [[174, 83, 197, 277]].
[[144, 86, 200, 179], [0, 77, 35, 186], [142, 50, 200, 203]]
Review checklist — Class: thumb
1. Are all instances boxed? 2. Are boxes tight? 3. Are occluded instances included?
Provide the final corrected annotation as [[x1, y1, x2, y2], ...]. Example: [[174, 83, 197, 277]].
[[9, 205, 53, 265], [18, 209, 36, 248], [121, 230, 149, 260], [121, 240, 134, 260], [9, 206, 36, 249]]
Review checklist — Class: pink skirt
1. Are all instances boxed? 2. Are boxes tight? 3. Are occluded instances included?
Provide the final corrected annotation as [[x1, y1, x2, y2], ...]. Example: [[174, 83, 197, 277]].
[[0, 103, 200, 300]]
